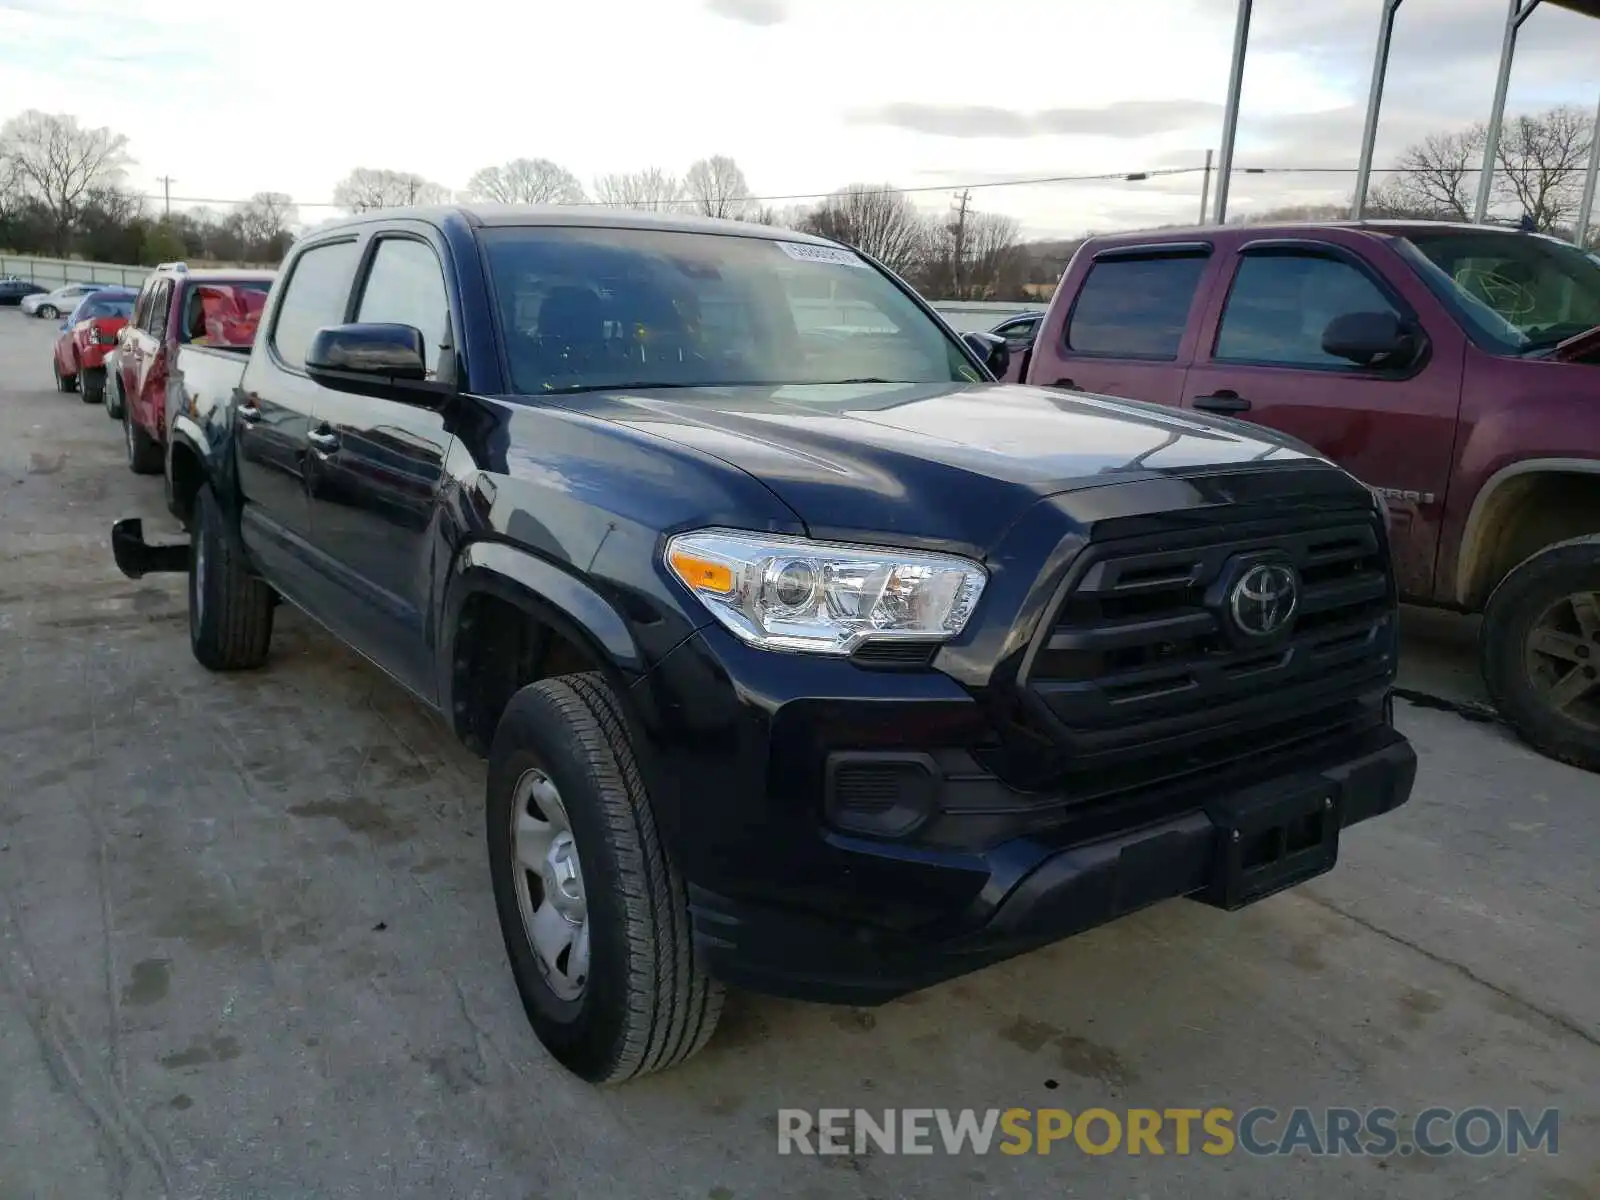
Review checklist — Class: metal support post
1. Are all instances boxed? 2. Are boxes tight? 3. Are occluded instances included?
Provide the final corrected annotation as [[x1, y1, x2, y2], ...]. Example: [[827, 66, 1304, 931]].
[[1576, 92, 1600, 247], [1353, 0, 1405, 219], [1474, 0, 1541, 224], [1213, 0, 1253, 225]]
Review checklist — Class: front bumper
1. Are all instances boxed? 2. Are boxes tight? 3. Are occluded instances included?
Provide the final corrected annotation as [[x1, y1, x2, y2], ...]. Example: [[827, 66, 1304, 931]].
[[634, 626, 1416, 1006]]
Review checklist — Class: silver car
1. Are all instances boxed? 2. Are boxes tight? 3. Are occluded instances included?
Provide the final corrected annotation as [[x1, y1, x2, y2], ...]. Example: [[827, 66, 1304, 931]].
[[21, 282, 108, 319]]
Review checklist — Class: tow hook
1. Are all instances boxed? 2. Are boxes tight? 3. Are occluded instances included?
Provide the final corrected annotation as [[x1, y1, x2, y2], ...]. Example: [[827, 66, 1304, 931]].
[[110, 518, 189, 579]]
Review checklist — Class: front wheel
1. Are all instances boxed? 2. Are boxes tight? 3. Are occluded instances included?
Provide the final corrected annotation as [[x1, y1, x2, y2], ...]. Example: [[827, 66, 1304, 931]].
[[487, 673, 724, 1084], [52, 357, 76, 393], [1482, 535, 1600, 773], [38, 304, 57, 320], [188, 484, 274, 671], [106, 372, 125, 420]]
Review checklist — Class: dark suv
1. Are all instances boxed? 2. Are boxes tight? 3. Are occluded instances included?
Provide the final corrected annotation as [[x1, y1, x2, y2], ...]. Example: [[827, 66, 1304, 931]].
[[111, 205, 1417, 1084]]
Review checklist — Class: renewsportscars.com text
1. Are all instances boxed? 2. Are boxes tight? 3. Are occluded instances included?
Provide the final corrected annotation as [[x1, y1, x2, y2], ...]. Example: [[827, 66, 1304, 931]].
[[776, 1106, 1560, 1158]]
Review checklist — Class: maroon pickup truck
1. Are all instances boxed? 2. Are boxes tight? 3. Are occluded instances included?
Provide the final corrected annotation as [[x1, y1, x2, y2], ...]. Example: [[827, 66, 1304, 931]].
[[1021, 221, 1600, 771]]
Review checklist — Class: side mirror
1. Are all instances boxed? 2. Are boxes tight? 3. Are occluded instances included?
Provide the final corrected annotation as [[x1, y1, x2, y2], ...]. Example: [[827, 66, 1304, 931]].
[[1322, 311, 1418, 368], [305, 323, 429, 391], [962, 330, 1011, 380]]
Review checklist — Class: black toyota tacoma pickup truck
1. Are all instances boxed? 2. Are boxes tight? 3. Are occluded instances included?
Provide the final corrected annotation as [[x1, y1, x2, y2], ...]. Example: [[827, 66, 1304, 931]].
[[112, 205, 1416, 1084]]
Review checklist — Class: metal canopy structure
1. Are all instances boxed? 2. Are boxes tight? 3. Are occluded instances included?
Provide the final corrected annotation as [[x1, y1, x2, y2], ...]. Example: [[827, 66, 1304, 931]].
[[1213, 0, 1600, 247]]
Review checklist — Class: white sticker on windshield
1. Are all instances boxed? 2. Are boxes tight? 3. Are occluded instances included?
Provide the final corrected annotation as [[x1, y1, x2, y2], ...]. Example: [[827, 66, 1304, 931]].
[[776, 241, 870, 268]]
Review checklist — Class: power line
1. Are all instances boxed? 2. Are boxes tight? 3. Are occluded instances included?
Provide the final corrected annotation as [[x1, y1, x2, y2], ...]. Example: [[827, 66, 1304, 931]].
[[137, 166, 1211, 211], [132, 164, 1487, 213]]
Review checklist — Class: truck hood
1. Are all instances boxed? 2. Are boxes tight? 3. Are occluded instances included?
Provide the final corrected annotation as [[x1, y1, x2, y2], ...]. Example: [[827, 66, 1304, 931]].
[[557, 381, 1324, 552]]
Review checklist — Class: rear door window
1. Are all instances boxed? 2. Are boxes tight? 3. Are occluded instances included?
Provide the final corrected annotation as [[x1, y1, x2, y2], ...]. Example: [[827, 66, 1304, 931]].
[[1066, 254, 1210, 359]]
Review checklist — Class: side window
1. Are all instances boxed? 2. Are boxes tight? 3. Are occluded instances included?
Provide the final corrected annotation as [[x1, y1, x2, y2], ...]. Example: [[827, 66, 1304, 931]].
[[146, 281, 172, 340], [353, 238, 451, 376], [1066, 255, 1210, 359], [132, 281, 153, 330], [1215, 254, 1401, 368], [997, 318, 1039, 350], [271, 239, 361, 370]]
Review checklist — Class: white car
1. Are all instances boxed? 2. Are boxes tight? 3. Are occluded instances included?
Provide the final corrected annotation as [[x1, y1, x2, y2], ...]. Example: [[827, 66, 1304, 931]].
[[21, 282, 109, 320]]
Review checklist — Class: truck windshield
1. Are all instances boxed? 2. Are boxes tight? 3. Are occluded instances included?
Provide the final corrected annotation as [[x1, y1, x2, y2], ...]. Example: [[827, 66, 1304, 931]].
[[479, 225, 978, 394], [1398, 230, 1600, 354]]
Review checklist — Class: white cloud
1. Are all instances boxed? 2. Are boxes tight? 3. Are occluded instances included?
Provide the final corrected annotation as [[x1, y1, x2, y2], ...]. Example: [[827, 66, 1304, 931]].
[[1, 0, 1595, 239]]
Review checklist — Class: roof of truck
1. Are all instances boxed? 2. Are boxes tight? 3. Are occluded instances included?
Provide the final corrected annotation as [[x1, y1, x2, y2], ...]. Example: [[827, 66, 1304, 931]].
[[1083, 219, 1554, 246], [306, 203, 831, 245]]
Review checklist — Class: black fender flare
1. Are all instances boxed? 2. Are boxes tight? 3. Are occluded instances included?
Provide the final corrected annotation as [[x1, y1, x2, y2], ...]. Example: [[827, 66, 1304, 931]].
[[165, 415, 229, 524], [437, 540, 651, 745]]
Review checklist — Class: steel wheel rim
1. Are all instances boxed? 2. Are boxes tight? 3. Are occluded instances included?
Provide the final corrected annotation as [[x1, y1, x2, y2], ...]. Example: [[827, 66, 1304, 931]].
[[1524, 590, 1600, 732], [510, 766, 590, 1002]]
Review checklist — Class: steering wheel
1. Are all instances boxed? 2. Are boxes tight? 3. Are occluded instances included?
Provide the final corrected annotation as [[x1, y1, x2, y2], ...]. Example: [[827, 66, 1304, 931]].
[[1455, 265, 1538, 319]]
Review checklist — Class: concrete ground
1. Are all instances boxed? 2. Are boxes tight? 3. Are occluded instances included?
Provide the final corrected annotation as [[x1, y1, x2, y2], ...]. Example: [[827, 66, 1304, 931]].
[[0, 309, 1594, 1200]]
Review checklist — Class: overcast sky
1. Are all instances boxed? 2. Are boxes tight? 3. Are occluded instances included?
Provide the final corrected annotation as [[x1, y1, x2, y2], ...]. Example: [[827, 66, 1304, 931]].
[[1, 0, 1596, 239]]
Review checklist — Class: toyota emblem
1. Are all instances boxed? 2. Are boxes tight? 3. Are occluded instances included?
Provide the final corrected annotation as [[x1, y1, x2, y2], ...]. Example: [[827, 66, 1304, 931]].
[[1229, 563, 1299, 637]]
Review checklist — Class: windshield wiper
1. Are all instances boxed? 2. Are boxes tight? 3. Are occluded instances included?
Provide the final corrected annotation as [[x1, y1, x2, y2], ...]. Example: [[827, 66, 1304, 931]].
[[1520, 323, 1600, 354]]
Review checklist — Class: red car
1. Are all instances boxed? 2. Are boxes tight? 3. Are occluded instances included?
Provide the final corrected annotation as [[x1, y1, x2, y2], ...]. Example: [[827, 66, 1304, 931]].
[[51, 288, 137, 404], [116, 263, 275, 473]]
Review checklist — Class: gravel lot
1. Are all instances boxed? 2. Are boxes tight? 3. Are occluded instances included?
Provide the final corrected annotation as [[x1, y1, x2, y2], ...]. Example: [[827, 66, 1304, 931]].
[[0, 309, 1595, 1200]]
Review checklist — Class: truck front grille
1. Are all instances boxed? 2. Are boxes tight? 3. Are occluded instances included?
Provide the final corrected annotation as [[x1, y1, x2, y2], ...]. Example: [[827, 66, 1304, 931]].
[[1016, 511, 1395, 800]]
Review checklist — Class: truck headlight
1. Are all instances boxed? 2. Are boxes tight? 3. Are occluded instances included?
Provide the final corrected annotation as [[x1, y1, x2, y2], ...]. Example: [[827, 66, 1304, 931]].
[[665, 528, 987, 655]]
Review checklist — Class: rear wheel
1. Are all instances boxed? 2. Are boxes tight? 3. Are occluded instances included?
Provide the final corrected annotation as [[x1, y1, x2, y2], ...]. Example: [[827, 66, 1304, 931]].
[[106, 372, 125, 420], [487, 673, 723, 1084], [38, 304, 58, 320], [188, 484, 274, 671], [1482, 535, 1600, 773], [80, 365, 104, 405], [123, 405, 163, 474], [52, 357, 76, 393]]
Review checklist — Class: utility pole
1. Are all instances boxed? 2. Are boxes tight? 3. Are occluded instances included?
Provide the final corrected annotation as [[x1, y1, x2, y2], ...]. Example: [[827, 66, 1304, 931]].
[[1199, 149, 1214, 225], [949, 189, 972, 299], [156, 175, 175, 217]]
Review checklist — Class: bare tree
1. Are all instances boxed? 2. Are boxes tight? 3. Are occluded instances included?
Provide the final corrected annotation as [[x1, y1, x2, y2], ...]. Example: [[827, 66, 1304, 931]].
[[799, 184, 929, 277], [236, 191, 299, 246], [1382, 125, 1485, 221], [918, 192, 1024, 299], [1495, 105, 1594, 232], [1375, 106, 1596, 230], [592, 167, 684, 212], [466, 158, 586, 205], [684, 155, 752, 219], [333, 168, 450, 213], [744, 203, 810, 230], [0, 110, 131, 253]]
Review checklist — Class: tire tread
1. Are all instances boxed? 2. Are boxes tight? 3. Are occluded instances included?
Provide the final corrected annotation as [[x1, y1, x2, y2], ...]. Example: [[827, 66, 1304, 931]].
[[493, 673, 722, 1083], [191, 485, 274, 671]]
